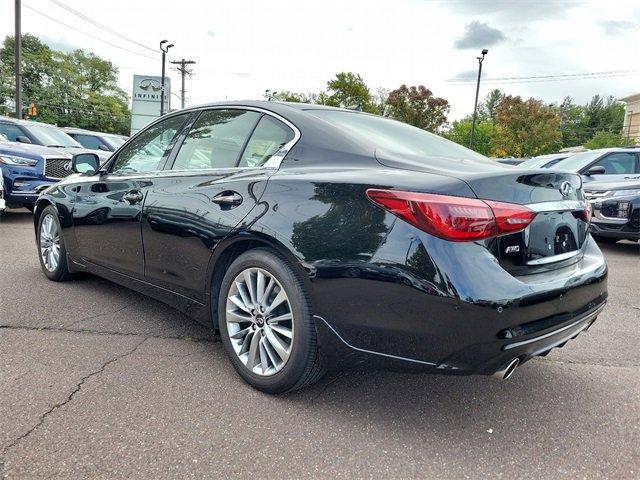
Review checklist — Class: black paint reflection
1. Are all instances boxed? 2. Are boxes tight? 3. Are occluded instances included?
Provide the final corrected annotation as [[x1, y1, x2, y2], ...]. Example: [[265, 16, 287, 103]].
[[291, 184, 387, 261]]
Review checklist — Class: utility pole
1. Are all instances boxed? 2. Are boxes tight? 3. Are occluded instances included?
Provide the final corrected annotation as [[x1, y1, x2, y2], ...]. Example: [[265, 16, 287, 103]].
[[469, 49, 488, 150], [159, 40, 173, 116], [170, 59, 196, 109], [14, 0, 22, 119]]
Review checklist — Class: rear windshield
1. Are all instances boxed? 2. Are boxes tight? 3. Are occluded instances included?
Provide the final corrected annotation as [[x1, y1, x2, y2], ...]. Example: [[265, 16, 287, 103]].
[[307, 109, 488, 162]]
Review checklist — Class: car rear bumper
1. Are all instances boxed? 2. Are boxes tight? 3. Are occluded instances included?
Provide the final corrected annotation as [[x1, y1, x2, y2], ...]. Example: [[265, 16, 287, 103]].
[[311, 223, 608, 376]]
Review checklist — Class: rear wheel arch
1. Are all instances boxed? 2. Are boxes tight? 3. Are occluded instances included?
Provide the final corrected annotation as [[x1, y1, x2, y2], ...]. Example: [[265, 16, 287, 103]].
[[33, 199, 53, 231], [207, 234, 313, 330]]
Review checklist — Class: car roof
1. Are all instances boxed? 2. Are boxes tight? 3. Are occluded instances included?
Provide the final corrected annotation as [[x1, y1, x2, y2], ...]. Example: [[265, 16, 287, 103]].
[[0, 115, 61, 128], [60, 127, 105, 135], [183, 100, 354, 116]]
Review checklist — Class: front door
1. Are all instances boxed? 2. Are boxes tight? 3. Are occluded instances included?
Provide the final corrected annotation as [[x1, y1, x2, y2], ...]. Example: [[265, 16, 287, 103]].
[[73, 113, 190, 277], [582, 152, 640, 183], [141, 108, 297, 301]]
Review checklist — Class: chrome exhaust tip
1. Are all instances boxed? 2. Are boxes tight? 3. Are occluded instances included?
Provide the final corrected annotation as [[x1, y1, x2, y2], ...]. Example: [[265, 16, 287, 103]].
[[491, 358, 520, 380]]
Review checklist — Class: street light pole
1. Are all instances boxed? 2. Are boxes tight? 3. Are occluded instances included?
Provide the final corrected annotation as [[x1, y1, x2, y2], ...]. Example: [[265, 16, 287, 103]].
[[159, 40, 173, 116], [14, 0, 22, 119], [469, 49, 488, 150]]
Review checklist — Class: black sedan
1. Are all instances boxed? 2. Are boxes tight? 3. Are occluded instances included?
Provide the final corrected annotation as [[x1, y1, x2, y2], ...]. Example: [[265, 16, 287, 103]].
[[585, 179, 640, 243], [34, 101, 607, 393]]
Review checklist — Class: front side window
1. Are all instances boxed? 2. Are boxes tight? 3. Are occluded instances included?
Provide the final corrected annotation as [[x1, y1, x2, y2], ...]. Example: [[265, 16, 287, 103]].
[[73, 134, 107, 151], [238, 116, 294, 167], [111, 114, 188, 175], [172, 109, 260, 170], [591, 152, 638, 174]]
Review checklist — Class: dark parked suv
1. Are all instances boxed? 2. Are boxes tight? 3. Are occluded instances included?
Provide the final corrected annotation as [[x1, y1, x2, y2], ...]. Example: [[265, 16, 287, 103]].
[[585, 179, 640, 242], [34, 101, 607, 393]]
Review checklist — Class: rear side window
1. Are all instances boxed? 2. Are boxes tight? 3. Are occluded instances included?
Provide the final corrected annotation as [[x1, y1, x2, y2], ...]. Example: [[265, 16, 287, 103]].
[[0, 123, 26, 142], [591, 152, 638, 174], [172, 109, 260, 170], [238, 116, 294, 167]]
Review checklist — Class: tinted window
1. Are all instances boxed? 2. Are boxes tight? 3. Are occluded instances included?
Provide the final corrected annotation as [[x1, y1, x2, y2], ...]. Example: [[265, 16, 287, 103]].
[[0, 123, 27, 142], [172, 109, 260, 170], [73, 134, 108, 151], [111, 114, 188, 175], [238, 116, 294, 167], [308, 110, 488, 161], [591, 152, 637, 174]]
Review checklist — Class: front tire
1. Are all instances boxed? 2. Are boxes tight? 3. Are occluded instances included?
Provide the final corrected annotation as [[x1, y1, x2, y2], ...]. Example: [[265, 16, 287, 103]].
[[218, 248, 325, 393], [37, 206, 71, 281]]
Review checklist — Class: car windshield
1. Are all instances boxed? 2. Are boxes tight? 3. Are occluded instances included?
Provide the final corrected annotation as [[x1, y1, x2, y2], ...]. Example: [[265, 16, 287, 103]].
[[519, 154, 566, 169], [103, 134, 127, 149], [549, 150, 605, 172], [307, 109, 488, 162], [24, 124, 82, 148]]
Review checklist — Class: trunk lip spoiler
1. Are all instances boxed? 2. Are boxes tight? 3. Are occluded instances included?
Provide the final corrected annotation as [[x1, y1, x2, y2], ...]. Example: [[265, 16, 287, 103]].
[[527, 200, 589, 213]]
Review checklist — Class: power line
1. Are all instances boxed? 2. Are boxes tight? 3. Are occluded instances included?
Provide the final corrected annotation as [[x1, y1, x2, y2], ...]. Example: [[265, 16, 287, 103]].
[[48, 0, 156, 53], [448, 69, 640, 85], [23, 3, 156, 60]]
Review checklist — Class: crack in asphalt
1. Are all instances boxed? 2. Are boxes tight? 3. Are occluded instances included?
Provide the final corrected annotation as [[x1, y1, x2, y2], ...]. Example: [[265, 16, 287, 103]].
[[0, 324, 214, 343], [65, 299, 142, 328], [308, 371, 347, 404], [0, 338, 149, 461], [539, 357, 640, 369]]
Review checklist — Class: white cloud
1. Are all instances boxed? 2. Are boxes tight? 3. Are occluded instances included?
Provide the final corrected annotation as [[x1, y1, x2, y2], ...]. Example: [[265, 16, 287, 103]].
[[0, 0, 638, 121]]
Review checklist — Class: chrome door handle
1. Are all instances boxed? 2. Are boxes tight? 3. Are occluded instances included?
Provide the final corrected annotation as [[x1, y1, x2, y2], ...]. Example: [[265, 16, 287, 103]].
[[211, 192, 243, 207], [123, 190, 143, 204]]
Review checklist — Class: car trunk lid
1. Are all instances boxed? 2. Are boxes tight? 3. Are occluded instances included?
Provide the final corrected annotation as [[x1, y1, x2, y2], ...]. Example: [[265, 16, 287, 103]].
[[375, 150, 591, 274]]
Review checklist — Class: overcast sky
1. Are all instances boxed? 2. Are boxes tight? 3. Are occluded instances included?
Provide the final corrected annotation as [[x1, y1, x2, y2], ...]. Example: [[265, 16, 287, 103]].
[[1, 0, 639, 119]]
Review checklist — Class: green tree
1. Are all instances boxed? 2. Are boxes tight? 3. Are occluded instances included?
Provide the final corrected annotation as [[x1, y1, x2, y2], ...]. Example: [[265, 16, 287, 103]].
[[385, 85, 450, 132], [325, 72, 379, 114], [491, 95, 562, 157], [477, 89, 504, 123], [446, 119, 494, 156], [584, 130, 630, 149], [0, 34, 130, 134], [584, 94, 625, 135], [554, 96, 589, 147]]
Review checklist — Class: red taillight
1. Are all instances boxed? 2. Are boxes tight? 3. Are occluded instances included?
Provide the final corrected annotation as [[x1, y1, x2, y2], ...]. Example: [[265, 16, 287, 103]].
[[366, 189, 536, 242]]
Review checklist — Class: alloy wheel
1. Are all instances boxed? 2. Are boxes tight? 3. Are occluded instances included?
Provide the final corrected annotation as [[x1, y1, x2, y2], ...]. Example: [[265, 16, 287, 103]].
[[225, 267, 294, 376], [40, 213, 61, 272]]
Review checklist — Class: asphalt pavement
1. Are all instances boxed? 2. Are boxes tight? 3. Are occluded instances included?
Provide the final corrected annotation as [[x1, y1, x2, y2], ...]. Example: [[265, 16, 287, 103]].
[[1, 209, 639, 479]]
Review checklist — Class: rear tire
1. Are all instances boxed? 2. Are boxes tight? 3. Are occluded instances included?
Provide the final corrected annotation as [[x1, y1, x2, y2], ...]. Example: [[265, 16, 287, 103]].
[[37, 206, 71, 281], [218, 248, 325, 393]]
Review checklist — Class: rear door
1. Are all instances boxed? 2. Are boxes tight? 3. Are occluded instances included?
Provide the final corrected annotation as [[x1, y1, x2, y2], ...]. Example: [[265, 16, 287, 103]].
[[581, 152, 640, 183], [141, 108, 297, 301], [73, 113, 190, 277]]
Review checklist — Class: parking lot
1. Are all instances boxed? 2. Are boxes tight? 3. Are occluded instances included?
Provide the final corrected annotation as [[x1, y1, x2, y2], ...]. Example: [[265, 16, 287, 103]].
[[0, 209, 638, 479]]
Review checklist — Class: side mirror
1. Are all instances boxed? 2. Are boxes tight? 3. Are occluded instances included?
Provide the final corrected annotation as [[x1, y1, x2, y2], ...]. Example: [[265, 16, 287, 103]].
[[16, 135, 32, 144], [585, 165, 606, 176], [72, 153, 100, 175], [98, 144, 110, 151]]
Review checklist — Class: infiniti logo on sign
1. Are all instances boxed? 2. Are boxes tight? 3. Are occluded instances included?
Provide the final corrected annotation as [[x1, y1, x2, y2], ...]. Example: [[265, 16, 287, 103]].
[[559, 181, 573, 197]]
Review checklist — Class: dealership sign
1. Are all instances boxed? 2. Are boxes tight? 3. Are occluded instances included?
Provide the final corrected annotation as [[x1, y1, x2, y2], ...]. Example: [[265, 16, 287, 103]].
[[131, 74, 170, 134]]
